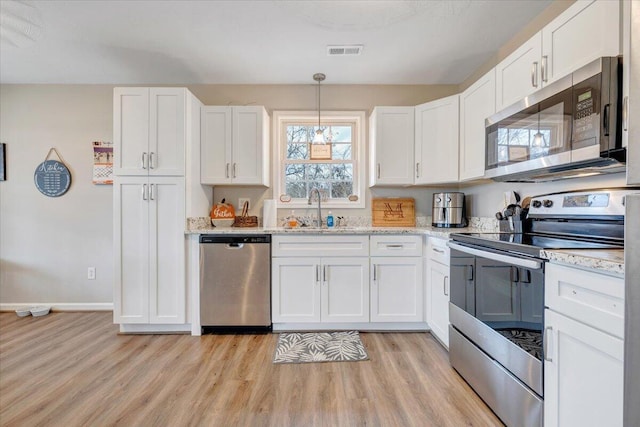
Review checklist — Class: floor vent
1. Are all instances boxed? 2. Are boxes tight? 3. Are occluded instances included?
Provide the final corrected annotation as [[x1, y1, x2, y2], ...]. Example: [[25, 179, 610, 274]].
[[327, 45, 363, 56]]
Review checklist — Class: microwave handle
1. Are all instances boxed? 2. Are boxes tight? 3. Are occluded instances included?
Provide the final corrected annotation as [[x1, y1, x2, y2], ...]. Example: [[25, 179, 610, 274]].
[[447, 242, 543, 270], [603, 103, 610, 136]]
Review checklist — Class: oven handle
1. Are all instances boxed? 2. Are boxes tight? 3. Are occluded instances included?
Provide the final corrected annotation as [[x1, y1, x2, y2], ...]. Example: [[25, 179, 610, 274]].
[[447, 242, 543, 270]]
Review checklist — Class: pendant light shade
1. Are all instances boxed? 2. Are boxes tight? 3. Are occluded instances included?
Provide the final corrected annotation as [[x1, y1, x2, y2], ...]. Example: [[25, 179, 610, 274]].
[[313, 73, 326, 144]]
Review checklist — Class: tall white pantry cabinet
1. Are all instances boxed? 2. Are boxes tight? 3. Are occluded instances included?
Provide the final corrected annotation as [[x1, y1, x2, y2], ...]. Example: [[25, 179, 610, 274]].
[[113, 87, 210, 330]]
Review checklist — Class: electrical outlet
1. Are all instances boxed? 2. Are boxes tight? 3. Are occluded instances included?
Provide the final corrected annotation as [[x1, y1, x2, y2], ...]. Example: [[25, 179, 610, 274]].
[[238, 198, 250, 210], [88, 267, 96, 280]]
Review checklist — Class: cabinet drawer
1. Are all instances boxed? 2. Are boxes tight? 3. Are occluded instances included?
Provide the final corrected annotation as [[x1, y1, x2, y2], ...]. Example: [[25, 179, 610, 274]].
[[272, 235, 369, 257], [545, 263, 624, 338], [427, 237, 450, 265], [370, 235, 422, 257]]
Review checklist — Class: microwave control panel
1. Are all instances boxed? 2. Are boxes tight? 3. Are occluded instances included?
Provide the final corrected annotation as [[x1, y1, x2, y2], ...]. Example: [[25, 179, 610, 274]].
[[572, 74, 601, 146]]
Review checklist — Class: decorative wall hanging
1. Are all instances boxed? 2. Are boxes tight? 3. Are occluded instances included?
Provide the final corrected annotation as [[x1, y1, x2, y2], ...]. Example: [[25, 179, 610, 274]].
[[0, 143, 5, 181], [34, 148, 72, 197], [92, 141, 113, 184]]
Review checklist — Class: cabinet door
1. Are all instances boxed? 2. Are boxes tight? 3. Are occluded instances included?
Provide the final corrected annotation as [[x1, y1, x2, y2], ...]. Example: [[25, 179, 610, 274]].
[[542, 0, 620, 87], [475, 258, 519, 323], [321, 257, 370, 323], [415, 95, 459, 184], [201, 106, 232, 184], [544, 309, 624, 427], [148, 177, 186, 324], [114, 88, 150, 176], [369, 107, 415, 186], [272, 258, 321, 322], [232, 106, 268, 185], [114, 177, 150, 323], [459, 69, 495, 181], [427, 258, 450, 347], [149, 88, 185, 176], [371, 257, 423, 322], [496, 33, 542, 111]]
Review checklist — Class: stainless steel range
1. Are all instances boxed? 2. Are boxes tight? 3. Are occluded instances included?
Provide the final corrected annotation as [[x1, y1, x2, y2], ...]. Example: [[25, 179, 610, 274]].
[[447, 188, 634, 427]]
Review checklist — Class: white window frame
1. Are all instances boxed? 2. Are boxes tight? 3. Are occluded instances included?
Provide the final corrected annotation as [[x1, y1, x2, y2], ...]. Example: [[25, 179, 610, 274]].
[[272, 110, 366, 209]]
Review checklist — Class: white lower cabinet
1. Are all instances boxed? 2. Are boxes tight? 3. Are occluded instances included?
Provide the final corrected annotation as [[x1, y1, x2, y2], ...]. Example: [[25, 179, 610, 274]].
[[544, 263, 625, 427], [114, 176, 186, 324], [272, 257, 369, 323], [425, 237, 450, 347], [370, 257, 423, 322]]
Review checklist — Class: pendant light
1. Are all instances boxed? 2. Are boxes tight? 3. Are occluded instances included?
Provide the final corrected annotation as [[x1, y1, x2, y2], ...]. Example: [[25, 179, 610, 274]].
[[312, 73, 326, 144]]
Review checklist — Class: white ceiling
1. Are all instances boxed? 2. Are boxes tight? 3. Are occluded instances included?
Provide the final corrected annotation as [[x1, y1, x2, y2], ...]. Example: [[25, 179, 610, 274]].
[[0, 0, 552, 85]]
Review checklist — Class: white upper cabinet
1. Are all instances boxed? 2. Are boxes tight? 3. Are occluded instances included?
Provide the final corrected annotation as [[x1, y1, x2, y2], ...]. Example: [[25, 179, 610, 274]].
[[496, 33, 543, 111], [459, 69, 496, 181], [415, 95, 460, 184], [496, 0, 620, 112], [201, 106, 270, 186], [114, 88, 186, 176], [369, 107, 415, 186], [542, 0, 620, 86]]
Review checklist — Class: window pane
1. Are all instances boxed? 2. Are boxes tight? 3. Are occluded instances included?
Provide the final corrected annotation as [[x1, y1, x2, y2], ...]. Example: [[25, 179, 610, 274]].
[[287, 125, 309, 143], [305, 164, 331, 180], [286, 143, 308, 160], [330, 126, 352, 142], [286, 181, 307, 199], [331, 164, 353, 180], [285, 164, 305, 180], [332, 143, 352, 160], [331, 182, 353, 198]]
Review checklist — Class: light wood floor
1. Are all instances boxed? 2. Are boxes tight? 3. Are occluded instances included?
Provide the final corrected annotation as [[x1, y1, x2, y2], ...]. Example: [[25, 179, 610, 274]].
[[0, 312, 503, 426]]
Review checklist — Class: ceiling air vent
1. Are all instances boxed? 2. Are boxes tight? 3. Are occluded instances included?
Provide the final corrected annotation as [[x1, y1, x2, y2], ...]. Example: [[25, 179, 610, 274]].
[[327, 45, 363, 56]]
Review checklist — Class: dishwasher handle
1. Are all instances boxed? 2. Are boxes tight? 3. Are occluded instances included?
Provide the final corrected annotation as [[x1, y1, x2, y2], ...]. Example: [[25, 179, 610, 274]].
[[226, 243, 244, 249]]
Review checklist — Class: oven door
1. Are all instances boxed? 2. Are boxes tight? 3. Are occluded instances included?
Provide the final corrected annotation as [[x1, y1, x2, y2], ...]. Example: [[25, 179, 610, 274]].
[[448, 242, 544, 396]]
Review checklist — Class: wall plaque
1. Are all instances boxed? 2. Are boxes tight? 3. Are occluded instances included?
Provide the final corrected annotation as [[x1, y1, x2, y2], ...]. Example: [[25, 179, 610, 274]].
[[34, 148, 72, 197]]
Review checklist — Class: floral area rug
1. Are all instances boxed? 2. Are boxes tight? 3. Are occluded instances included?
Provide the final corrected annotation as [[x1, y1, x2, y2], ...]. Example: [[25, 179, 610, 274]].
[[273, 331, 369, 364]]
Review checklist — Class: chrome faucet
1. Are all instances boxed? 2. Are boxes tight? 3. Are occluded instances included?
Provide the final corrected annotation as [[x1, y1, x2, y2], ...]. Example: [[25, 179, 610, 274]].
[[308, 188, 322, 227]]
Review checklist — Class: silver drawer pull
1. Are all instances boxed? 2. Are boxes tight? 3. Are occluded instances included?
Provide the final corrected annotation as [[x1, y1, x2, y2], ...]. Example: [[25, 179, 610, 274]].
[[386, 244, 403, 249], [543, 326, 553, 362], [432, 248, 445, 254]]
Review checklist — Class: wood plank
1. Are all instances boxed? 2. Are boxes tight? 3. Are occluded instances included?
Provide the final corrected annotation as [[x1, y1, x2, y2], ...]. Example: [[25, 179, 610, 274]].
[[372, 197, 416, 227], [0, 312, 503, 426]]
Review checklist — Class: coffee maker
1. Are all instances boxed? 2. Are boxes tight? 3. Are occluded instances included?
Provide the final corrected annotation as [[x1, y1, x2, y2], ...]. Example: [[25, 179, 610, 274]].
[[432, 192, 467, 228]]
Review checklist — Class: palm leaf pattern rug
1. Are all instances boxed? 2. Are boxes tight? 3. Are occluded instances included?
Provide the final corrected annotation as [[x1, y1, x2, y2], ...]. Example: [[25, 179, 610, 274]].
[[273, 331, 369, 364]]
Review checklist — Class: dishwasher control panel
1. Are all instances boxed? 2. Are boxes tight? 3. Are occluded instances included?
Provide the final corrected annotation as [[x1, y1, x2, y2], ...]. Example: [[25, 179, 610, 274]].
[[200, 234, 271, 244]]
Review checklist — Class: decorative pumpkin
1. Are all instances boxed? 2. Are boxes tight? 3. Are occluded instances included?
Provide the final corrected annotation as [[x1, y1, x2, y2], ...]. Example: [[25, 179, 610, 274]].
[[210, 199, 235, 219]]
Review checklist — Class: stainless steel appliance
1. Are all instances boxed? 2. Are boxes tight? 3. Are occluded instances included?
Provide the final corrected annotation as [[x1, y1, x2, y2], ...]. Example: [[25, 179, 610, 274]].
[[485, 56, 625, 182], [199, 234, 271, 333], [448, 188, 633, 427], [432, 192, 467, 228]]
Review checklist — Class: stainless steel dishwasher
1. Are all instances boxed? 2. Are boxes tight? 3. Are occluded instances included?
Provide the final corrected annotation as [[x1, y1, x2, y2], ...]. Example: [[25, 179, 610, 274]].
[[199, 234, 271, 333]]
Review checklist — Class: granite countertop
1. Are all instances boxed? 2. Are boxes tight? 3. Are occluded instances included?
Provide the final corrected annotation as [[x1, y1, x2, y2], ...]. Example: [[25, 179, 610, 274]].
[[540, 248, 625, 276]]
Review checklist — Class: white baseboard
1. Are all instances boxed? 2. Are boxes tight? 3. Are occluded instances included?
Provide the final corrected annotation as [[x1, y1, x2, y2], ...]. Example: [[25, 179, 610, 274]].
[[273, 322, 430, 332], [119, 323, 191, 334], [0, 303, 114, 312]]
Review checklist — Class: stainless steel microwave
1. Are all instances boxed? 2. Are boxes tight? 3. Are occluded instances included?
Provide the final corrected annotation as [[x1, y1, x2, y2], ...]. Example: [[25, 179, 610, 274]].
[[485, 56, 625, 182]]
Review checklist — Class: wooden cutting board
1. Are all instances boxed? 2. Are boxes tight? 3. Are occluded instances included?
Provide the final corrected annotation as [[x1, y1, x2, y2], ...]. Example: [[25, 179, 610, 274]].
[[372, 198, 416, 227]]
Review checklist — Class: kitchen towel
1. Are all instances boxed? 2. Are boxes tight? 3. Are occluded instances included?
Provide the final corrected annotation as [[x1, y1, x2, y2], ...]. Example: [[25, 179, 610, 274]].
[[263, 199, 277, 228]]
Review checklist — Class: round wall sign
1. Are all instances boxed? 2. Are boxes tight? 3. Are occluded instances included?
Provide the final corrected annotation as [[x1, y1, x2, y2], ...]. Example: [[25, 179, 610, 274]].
[[34, 160, 72, 197]]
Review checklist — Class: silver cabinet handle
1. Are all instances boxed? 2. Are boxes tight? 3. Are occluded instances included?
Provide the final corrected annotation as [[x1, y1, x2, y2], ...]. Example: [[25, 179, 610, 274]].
[[316, 265, 320, 283], [443, 276, 449, 296], [377, 163, 381, 179], [623, 96, 629, 132], [541, 55, 548, 83], [233, 163, 237, 178], [543, 326, 553, 362], [149, 152, 155, 169], [531, 62, 539, 88], [416, 163, 420, 178], [373, 264, 377, 281], [323, 265, 327, 283], [226, 163, 230, 178], [142, 183, 148, 200], [432, 247, 445, 254], [149, 183, 155, 201], [141, 152, 148, 169], [386, 244, 403, 249]]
